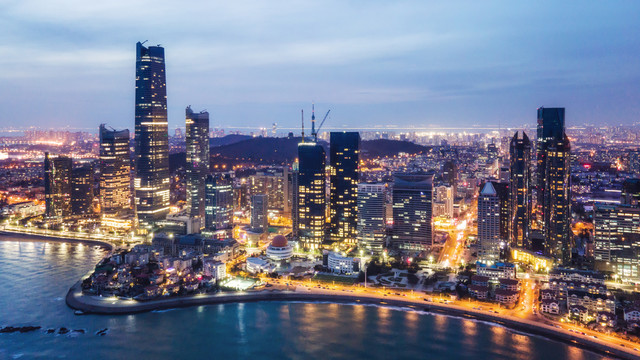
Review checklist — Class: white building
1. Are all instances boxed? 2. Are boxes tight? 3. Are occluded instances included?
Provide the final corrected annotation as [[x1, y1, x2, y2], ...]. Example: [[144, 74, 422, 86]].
[[476, 262, 516, 281], [246, 257, 275, 274], [324, 251, 360, 275], [266, 235, 293, 261], [204, 260, 226, 281]]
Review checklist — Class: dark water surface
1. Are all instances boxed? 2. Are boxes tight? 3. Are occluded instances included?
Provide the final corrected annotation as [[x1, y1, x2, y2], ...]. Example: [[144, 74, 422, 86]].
[[0, 238, 607, 359]]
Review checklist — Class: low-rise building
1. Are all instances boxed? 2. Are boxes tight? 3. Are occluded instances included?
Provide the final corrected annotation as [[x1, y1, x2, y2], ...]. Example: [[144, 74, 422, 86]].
[[498, 278, 520, 291], [246, 257, 275, 274], [624, 305, 640, 322], [540, 289, 556, 300], [470, 275, 489, 287], [541, 299, 560, 315], [597, 312, 617, 328], [468, 284, 489, 300], [566, 290, 615, 314], [476, 262, 516, 281], [323, 251, 361, 275], [494, 288, 519, 305], [569, 305, 590, 323]]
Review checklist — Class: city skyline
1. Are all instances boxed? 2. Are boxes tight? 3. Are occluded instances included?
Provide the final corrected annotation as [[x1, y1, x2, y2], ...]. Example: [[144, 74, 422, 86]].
[[2, 2, 640, 131]]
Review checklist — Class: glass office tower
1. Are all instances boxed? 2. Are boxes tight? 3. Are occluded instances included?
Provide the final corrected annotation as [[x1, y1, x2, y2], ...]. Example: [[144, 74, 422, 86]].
[[185, 106, 210, 221], [329, 132, 360, 245], [134, 42, 170, 225], [99, 124, 131, 215]]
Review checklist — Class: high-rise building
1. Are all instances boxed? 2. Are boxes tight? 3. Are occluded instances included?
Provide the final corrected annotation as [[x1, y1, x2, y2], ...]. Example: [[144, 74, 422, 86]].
[[433, 185, 454, 218], [629, 149, 640, 176], [594, 203, 640, 281], [71, 165, 94, 215], [251, 194, 269, 233], [391, 173, 433, 252], [296, 142, 326, 250], [357, 183, 387, 255], [329, 132, 360, 244], [134, 41, 170, 225], [509, 131, 532, 248], [477, 182, 502, 264], [442, 161, 457, 194], [249, 167, 290, 215], [44, 152, 72, 218], [536, 107, 571, 263], [185, 106, 210, 222], [99, 124, 131, 215], [622, 179, 640, 208], [205, 173, 233, 232]]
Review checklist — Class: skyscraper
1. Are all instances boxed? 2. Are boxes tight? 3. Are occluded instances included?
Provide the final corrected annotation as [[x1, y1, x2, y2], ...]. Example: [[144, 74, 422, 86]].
[[185, 106, 210, 222], [536, 107, 571, 263], [99, 124, 131, 215], [594, 204, 640, 281], [44, 152, 72, 218], [477, 182, 502, 264], [391, 173, 433, 252], [329, 132, 360, 245], [134, 41, 170, 225], [205, 173, 233, 233], [251, 194, 269, 233], [357, 183, 387, 255], [71, 165, 94, 216], [296, 142, 326, 251], [509, 131, 532, 248]]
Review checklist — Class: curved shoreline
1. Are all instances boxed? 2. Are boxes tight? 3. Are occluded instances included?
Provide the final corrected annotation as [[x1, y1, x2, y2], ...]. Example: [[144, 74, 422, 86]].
[[3, 234, 633, 359], [0, 230, 114, 251], [65, 283, 637, 360]]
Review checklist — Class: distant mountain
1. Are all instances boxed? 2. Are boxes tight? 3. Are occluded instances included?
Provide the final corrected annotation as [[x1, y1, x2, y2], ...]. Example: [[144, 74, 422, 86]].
[[361, 139, 429, 159], [210, 134, 251, 147], [169, 137, 430, 171], [210, 137, 318, 165]]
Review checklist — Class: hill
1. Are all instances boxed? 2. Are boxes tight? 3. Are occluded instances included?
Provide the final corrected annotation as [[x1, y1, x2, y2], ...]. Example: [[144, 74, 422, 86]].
[[168, 137, 430, 170]]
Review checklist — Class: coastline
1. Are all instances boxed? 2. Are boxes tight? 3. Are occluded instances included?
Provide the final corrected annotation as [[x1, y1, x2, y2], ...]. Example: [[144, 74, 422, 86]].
[[65, 282, 637, 360], [1, 233, 634, 359], [0, 230, 115, 251]]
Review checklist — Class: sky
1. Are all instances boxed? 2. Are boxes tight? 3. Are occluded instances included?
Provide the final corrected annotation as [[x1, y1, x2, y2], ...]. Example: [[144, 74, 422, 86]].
[[1, 1, 640, 133]]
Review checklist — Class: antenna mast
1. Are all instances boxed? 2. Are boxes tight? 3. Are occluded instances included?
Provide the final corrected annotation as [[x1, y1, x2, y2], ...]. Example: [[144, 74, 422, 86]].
[[301, 109, 305, 143]]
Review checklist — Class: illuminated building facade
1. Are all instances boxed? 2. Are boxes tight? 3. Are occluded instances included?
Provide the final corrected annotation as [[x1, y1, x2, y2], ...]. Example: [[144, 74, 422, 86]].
[[249, 167, 290, 214], [250, 194, 268, 233], [99, 124, 131, 215], [71, 165, 94, 215], [478, 181, 502, 264], [509, 131, 531, 248], [205, 173, 233, 232], [594, 204, 640, 281], [357, 183, 386, 255], [536, 107, 571, 263], [391, 173, 433, 252], [185, 106, 210, 222], [134, 41, 170, 225], [329, 132, 360, 244], [44, 152, 72, 218], [296, 142, 326, 250]]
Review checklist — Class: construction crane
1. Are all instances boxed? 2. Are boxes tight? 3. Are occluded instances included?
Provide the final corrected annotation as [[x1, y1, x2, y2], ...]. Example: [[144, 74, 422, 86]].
[[314, 110, 330, 142]]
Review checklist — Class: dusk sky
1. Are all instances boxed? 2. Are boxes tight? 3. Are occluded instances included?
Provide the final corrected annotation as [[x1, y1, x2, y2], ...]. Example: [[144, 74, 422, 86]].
[[2, 1, 640, 133]]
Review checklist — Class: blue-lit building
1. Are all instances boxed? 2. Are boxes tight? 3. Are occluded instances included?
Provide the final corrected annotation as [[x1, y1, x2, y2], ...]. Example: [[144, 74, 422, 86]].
[[205, 173, 233, 233]]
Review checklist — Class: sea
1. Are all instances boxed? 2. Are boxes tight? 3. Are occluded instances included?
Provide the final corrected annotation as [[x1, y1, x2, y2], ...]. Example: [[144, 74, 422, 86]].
[[0, 236, 608, 360]]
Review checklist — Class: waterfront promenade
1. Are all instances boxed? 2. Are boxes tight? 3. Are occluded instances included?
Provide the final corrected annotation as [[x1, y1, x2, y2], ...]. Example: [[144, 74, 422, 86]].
[[66, 280, 639, 360], [0, 229, 115, 251]]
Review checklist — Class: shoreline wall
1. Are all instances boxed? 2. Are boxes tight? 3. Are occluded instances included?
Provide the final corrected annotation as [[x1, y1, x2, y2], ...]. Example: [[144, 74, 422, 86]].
[[0, 230, 114, 251]]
